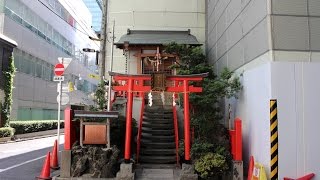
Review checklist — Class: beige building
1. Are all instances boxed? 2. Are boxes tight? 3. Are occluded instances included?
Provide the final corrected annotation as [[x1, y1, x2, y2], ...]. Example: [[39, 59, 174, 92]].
[[105, 0, 205, 75]]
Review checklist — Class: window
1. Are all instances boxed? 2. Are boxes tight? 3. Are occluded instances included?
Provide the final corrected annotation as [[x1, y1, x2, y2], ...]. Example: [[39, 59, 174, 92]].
[[35, 59, 42, 78]]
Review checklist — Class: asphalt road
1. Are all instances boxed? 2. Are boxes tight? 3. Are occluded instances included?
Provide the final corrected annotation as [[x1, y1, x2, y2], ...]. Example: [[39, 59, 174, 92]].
[[0, 136, 64, 180]]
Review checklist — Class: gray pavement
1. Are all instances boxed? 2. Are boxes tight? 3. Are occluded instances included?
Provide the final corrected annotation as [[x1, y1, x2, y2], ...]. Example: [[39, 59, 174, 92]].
[[135, 168, 181, 180], [0, 136, 64, 180]]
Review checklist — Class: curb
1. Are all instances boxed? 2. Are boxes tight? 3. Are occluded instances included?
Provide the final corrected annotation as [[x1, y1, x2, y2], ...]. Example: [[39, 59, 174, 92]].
[[0, 129, 64, 144]]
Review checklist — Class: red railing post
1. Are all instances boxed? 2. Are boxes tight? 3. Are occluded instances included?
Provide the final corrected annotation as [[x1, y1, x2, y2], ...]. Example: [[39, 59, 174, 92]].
[[136, 94, 145, 163], [124, 79, 134, 162], [172, 105, 179, 165], [229, 118, 242, 161], [234, 118, 242, 161], [183, 80, 191, 162], [229, 129, 236, 158], [64, 107, 74, 150]]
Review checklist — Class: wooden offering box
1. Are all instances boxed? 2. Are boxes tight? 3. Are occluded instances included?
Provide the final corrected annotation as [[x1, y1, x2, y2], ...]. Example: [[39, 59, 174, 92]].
[[73, 110, 118, 147]]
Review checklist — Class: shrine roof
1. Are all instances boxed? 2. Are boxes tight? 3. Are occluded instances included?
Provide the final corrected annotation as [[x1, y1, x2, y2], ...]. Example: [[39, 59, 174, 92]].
[[115, 29, 201, 48]]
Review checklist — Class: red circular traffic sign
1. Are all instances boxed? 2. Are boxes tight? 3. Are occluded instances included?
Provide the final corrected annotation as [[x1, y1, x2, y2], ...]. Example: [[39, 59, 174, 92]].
[[54, 63, 65, 76]]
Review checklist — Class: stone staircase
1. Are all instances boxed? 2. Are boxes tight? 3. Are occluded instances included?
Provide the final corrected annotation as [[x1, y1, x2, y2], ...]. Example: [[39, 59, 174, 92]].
[[139, 92, 177, 165]]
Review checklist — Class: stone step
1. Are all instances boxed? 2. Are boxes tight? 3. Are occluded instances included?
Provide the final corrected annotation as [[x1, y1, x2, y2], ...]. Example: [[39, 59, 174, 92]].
[[139, 155, 176, 164], [135, 164, 177, 169], [141, 133, 175, 141], [143, 118, 173, 124], [142, 122, 174, 129], [143, 113, 173, 119], [141, 141, 176, 149], [141, 128, 174, 136], [135, 168, 175, 180], [141, 137, 174, 144], [144, 108, 173, 114], [140, 148, 176, 156]]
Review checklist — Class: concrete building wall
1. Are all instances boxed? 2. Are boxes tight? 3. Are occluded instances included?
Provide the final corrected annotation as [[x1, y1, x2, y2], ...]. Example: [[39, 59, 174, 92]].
[[106, 0, 205, 75], [206, 0, 320, 73], [1, 0, 99, 120], [271, 0, 320, 62], [206, 0, 270, 74]]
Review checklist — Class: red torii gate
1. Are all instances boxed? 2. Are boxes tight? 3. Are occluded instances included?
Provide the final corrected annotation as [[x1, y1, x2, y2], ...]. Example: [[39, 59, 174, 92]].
[[110, 72, 208, 163]]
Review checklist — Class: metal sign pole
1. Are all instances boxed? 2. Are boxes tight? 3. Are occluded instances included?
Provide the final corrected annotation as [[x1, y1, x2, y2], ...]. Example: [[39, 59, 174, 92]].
[[57, 80, 62, 152]]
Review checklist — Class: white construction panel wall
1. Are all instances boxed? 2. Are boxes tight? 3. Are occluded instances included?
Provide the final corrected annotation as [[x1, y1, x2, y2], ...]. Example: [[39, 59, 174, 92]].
[[234, 63, 272, 175], [234, 62, 320, 179], [270, 62, 320, 179]]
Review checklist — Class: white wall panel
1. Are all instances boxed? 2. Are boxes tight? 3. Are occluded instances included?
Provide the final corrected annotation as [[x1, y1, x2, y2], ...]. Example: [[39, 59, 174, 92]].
[[301, 64, 320, 178], [234, 63, 271, 174], [270, 63, 298, 178], [235, 62, 320, 179]]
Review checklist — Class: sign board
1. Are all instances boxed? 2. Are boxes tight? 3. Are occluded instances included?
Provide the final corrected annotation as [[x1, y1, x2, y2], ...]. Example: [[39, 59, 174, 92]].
[[57, 93, 69, 105], [88, 74, 100, 80], [54, 63, 65, 76], [57, 83, 69, 93], [151, 73, 166, 91], [58, 57, 72, 69], [53, 76, 64, 81]]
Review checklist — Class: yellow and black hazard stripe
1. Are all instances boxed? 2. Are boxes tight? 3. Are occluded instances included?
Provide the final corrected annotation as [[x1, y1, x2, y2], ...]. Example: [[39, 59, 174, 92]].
[[270, 99, 278, 180]]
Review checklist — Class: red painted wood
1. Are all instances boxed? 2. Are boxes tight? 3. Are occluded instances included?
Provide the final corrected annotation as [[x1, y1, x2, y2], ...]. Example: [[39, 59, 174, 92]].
[[166, 86, 202, 93], [235, 118, 242, 161], [166, 76, 203, 81], [64, 107, 73, 150], [173, 105, 179, 165], [124, 79, 134, 161], [229, 130, 236, 159], [183, 80, 191, 161]]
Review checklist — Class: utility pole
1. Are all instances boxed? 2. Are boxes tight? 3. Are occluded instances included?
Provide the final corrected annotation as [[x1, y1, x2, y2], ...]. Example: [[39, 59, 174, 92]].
[[99, 0, 108, 82], [107, 20, 115, 148]]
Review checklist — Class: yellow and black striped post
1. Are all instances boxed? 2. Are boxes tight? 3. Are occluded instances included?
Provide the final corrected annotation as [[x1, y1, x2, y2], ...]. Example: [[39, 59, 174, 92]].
[[270, 99, 278, 180]]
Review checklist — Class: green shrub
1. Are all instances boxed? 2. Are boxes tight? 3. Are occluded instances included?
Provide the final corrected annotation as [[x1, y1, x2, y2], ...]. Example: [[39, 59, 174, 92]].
[[110, 116, 137, 159], [195, 152, 229, 179], [191, 140, 214, 159], [0, 127, 15, 138], [10, 120, 64, 134]]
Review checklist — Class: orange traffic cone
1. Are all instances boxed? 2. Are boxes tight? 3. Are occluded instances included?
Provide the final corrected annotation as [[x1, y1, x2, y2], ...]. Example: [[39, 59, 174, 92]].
[[50, 140, 59, 170], [247, 156, 254, 180], [37, 152, 51, 180]]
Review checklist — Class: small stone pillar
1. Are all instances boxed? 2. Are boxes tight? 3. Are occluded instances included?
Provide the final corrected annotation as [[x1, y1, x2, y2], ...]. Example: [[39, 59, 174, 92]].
[[179, 163, 198, 180], [232, 160, 243, 180], [60, 150, 72, 178], [116, 163, 135, 180]]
